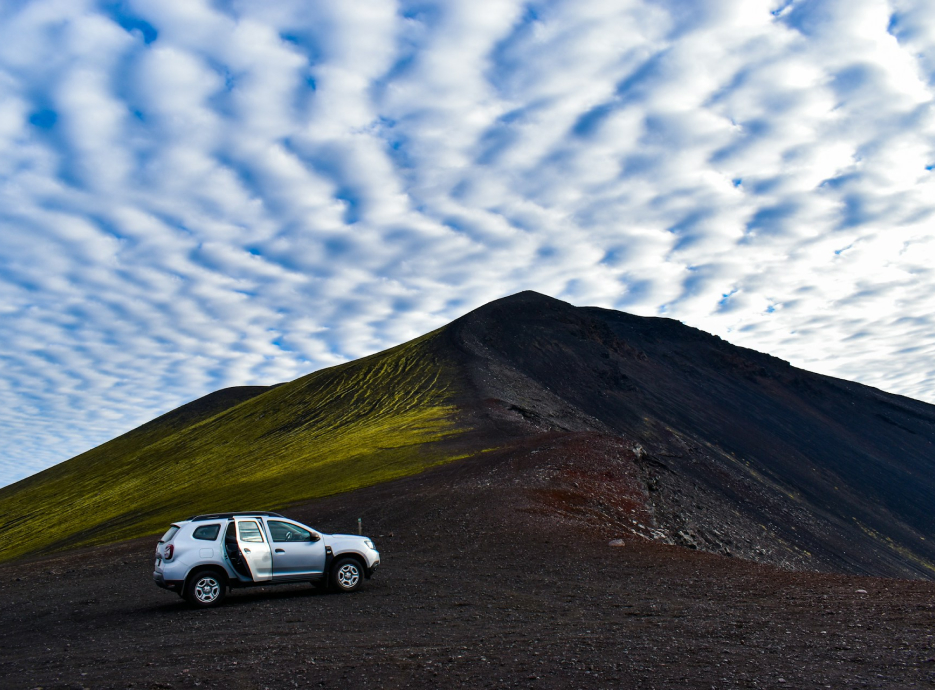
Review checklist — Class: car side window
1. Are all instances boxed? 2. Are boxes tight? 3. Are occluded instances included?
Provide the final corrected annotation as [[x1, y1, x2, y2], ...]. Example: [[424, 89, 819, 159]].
[[237, 520, 265, 543], [268, 520, 312, 542], [192, 524, 221, 541]]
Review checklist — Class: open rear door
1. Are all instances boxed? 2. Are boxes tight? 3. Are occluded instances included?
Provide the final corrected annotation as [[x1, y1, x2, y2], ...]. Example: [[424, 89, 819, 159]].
[[233, 518, 272, 582]]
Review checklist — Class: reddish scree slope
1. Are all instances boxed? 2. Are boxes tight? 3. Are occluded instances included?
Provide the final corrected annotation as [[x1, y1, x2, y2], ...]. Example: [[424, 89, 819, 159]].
[[433, 291, 935, 579]]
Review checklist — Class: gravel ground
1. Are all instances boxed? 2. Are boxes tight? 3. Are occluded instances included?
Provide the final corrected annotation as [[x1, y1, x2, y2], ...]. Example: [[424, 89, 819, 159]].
[[2, 451, 935, 690]]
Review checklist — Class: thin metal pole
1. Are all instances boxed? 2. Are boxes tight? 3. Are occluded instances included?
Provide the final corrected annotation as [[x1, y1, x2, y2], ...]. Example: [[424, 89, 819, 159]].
[[357, 517, 362, 535]]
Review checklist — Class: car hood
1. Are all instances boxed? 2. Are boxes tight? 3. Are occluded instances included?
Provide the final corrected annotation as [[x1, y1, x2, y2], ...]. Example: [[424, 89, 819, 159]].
[[326, 533, 374, 550]]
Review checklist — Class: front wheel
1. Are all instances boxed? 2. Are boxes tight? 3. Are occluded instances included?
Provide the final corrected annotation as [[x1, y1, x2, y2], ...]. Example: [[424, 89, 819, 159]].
[[185, 570, 227, 608], [330, 557, 363, 593]]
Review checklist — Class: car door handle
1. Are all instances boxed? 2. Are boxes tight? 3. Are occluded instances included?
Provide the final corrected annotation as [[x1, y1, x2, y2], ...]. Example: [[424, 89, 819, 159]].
[[275, 548, 285, 553], [243, 548, 251, 553]]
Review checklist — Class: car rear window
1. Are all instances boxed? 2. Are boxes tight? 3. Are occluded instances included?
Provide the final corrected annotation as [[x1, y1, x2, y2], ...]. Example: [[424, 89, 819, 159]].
[[193, 524, 221, 541], [160, 525, 180, 543]]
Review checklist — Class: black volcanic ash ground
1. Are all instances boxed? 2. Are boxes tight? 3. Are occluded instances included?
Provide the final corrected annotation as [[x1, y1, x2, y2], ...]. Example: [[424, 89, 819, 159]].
[[1, 450, 934, 689]]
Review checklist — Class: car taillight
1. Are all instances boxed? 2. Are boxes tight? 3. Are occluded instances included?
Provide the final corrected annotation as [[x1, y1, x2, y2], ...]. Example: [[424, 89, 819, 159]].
[[165, 544, 174, 560]]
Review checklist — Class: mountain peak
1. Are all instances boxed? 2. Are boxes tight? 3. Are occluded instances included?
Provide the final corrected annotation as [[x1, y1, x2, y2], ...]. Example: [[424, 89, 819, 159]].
[[467, 289, 570, 314]]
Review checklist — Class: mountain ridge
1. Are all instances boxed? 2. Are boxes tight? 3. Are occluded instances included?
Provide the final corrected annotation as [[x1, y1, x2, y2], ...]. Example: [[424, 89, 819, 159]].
[[2, 290, 934, 578]]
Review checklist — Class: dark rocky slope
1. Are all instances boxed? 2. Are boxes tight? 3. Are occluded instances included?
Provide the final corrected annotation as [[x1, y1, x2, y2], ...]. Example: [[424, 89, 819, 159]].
[[440, 291, 935, 579]]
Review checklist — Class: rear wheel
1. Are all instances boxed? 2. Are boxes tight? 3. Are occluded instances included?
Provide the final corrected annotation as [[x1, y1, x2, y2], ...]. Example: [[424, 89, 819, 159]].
[[330, 557, 363, 593], [185, 570, 227, 608]]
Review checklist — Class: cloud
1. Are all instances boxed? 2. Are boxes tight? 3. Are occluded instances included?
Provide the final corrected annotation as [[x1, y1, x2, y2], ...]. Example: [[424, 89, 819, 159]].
[[1, 0, 935, 485]]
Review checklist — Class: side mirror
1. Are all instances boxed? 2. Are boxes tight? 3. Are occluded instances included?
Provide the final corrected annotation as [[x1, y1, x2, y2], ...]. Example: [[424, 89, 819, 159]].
[[309, 533, 321, 542]]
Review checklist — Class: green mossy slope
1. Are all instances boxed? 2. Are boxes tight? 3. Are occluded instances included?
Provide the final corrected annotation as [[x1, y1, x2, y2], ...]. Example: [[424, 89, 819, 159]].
[[0, 331, 466, 562]]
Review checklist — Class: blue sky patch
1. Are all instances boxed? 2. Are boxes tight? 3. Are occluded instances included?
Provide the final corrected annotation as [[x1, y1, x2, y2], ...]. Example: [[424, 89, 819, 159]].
[[101, 2, 158, 44], [28, 109, 57, 129]]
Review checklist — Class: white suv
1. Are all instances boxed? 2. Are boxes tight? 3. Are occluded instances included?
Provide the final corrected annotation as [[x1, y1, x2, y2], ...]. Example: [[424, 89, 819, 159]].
[[153, 512, 380, 607]]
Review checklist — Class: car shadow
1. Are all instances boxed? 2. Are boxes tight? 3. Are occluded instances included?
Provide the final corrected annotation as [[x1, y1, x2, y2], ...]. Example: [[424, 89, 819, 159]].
[[223, 583, 331, 606], [144, 582, 344, 614]]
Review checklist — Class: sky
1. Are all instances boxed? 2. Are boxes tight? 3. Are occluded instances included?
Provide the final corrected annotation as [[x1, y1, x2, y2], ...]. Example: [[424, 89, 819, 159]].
[[1, 0, 935, 487]]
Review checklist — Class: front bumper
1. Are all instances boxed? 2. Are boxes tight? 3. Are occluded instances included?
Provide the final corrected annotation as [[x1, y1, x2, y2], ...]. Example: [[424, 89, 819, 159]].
[[365, 556, 380, 579]]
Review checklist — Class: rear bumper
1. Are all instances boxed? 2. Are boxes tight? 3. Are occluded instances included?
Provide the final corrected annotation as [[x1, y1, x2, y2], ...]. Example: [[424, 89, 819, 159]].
[[153, 571, 183, 592]]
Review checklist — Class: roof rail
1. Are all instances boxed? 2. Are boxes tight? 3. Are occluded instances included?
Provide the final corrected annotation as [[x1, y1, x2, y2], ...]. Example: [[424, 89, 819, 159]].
[[186, 511, 285, 522]]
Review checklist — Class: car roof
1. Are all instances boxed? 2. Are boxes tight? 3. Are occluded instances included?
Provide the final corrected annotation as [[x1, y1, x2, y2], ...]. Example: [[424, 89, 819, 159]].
[[185, 511, 285, 522]]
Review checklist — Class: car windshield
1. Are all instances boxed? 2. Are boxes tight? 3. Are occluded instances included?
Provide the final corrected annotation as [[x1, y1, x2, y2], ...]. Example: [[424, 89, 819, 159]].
[[160, 525, 180, 543]]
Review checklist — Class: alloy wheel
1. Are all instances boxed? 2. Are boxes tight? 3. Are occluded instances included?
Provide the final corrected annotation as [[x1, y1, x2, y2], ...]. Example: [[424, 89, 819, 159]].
[[336, 563, 360, 590], [194, 576, 220, 603]]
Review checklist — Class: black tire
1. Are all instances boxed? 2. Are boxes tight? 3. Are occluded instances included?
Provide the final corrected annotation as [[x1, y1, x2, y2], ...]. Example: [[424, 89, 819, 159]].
[[330, 557, 364, 593], [184, 569, 227, 608]]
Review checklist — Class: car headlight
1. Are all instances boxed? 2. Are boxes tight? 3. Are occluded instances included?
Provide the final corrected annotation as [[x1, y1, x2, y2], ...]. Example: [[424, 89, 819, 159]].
[[363, 539, 374, 549]]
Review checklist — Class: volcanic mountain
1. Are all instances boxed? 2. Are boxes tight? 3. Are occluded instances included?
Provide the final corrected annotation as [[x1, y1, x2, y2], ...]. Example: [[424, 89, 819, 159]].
[[2, 291, 934, 579]]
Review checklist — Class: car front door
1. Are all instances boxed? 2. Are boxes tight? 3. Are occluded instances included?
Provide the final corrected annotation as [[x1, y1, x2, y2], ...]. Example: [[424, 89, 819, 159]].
[[233, 517, 272, 582], [265, 519, 326, 579]]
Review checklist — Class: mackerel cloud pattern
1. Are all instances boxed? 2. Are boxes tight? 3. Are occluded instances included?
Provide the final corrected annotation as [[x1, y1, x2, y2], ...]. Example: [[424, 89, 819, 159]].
[[1, 0, 935, 485]]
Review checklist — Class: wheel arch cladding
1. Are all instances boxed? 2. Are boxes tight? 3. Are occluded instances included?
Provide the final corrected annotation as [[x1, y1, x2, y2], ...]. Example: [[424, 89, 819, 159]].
[[334, 552, 366, 570], [186, 564, 229, 589]]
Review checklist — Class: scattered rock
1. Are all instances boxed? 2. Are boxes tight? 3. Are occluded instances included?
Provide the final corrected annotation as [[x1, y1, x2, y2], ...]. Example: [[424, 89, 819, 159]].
[[608, 539, 626, 547]]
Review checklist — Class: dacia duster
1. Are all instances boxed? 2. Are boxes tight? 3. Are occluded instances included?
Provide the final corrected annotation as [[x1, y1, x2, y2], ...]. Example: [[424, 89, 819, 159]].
[[153, 512, 380, 607]]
